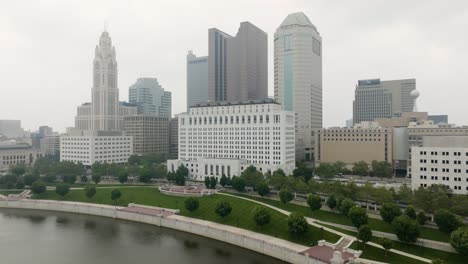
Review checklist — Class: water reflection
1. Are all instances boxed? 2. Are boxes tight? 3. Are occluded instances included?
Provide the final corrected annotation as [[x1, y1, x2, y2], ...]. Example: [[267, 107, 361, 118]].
[[183, 240, 199, 250], [84, 220, 96, 230], [56, 216, 70, 226], [1, 209, 47, 224], [214, 247, 232, 258]]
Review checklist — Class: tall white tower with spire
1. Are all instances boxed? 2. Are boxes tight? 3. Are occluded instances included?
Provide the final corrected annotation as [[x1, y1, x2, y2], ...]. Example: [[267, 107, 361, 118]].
[[91, 31, 120, 131]]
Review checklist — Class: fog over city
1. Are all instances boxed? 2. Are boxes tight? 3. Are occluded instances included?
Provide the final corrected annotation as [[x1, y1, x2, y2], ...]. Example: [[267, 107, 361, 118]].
[[1, 0, 467, 132]]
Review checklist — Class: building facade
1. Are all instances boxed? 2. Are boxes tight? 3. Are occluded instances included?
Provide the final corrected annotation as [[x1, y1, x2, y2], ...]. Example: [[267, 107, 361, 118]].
[[167, 99, 296, 180], [0, 143, 42, 169], [411, 136, 468, 194], [123, 115, 169, 155], [208, 22, 268, 102], [274, 12, 322, 161], [187, 51, 208, 110], [353, 78, 416, 125], [169, 116, 179, 158], [60, 130, 132, 166], [428, 115, 449, 125], [314, 125, 392, 167], [0, 120, 24, 138], [129, 78, 171, 118], [40, 134, 60, 158]]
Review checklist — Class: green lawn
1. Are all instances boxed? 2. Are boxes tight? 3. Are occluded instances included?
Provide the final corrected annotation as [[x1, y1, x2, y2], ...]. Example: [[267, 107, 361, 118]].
[[33, 187, 340, 246], [0, 190, 23, 195], [319, 222, 464, 264], [350, 242, 426, 264], [230, 193, 452, 243]]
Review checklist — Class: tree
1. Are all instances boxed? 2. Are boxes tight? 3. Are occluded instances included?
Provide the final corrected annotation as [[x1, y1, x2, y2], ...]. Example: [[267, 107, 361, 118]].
[[204, 177, 210, 188], [392, 215, 420, 243], [231, 176, 245, 192], [287, 212, 308, 236], [91, 174, 101, 184], [175, 173, 186, 186], [357, 225, 372, 248], [166, 171, 176, 182], [80, 175, 88, 183], [3, 174, 18, 188], [240, 166, 264, 187], [220, 174, 228, 187], [380, 203, 402, 224], [184, 197, 199, 212], [450, 195, 468, 217], [413, 185, 451, 220], [55, 183, 70, 198], [62, 174, 77, 185], [256, 181, 270, 197], [15, 180, 25, 189], [371, 160, 392, 177], [209, 176, 217, 189], [252, 206, 271, 226], [10, 164, 26, 175], [111, 189, 122, 204], [432, 259, 446, 264], [379, 237, 393, 257], [417, 210, 427, 225], [397, 183, 413, 204], [176, 165, 188, 178], [139, 167, 154, 183], [327, 194, 337, 210], [352, 161, 369, 176], [118, 171, 128, 184], [23, 174, 39, 186], [339, 198, 355, 215], [405, 205, 417, 219], [84, 185, 96, 200], [450, 228, 468, 256], [214, 201, 232, 218], [31, 180, 46, 194], [348, 206, 369, 228], [333, 161, 347, 175], [434, 209, 463, 233], [279, 187, 294, 204], [293, 164, 313, 182], [315, 163, 337, 178], [307, 194, 322, 211]]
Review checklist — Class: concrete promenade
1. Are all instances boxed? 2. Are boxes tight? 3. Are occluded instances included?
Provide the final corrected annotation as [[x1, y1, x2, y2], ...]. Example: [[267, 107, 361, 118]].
[[0, 199, 325, 264]]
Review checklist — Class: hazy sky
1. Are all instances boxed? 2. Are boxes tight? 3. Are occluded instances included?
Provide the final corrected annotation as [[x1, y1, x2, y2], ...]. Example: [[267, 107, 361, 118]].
[[1, 0, 467, 132]]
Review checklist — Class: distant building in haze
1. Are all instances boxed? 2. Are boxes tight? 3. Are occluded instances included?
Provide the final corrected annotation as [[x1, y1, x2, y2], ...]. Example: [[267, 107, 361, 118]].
[[428, 115, 448, 125], [274, 12, 322, 161], [353, 78, 416, 125], [187, 51, 208, 111], [208, 22, 267, 102], [129, 78, 171, 118]]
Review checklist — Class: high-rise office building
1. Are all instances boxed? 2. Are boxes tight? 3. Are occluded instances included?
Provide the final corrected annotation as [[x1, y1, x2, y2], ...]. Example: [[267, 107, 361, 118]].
[[274, 12, 322, 161], [187, 51, 209, 110], [353, 78, 416, 124], [75, 31, 137, 131], [208, 22, 267, 102], [129, 78, 171, 118], [123, 115, 169, 155], [0, 120, 24, 138]]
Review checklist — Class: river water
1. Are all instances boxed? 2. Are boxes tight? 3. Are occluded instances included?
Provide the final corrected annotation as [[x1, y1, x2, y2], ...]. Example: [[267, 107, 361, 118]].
[[0, 209, 285, 264]]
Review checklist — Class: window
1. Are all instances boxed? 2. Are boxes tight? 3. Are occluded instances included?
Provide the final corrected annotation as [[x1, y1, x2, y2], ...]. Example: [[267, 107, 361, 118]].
[[284, 35, 292, 51]]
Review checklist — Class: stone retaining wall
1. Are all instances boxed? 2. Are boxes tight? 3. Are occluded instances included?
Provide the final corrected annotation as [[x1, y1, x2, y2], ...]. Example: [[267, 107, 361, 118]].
[[0, 199, 325, 264]]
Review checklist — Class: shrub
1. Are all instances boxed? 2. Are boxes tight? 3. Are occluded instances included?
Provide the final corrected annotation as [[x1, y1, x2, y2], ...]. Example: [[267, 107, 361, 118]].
[[287, 212, 308, 236], [231, 176, 245, 192], [326, 194, 337, 210], [214, 201, 232, 218], [348, 206, 368, 228], [306, 194, 322, 211], [339, 198, 354, 215], [84, 185, 96, 200], [357, 225, 372, 248], [252, 206, 271, 226], [380, 203, 402, 224], [31, 180, 46, 194], [392, 215, 420, 243], [279, 188, 294, 204], [434, 209, 463, 233], [55, 183, 70, 198], [404, 205, 417, 219], [450, 228, 468, 256], [184, 197, 200, 212], [256, 181, 270, 197]]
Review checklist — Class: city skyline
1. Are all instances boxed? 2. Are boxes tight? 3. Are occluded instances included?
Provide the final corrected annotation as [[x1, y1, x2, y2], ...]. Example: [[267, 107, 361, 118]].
[[1, 0, 467, 132]]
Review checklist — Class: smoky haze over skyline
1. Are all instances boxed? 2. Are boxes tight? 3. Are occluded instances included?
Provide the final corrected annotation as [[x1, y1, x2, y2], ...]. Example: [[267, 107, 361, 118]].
[[1, 0, 467, 132]]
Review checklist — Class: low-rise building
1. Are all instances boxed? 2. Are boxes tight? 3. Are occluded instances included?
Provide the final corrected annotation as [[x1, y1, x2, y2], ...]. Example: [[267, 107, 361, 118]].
[[411, 136, 468, 194], [60, 130, 133, 166], [167, 99, 295, 180], [0, 142, 42, 169], [123, 115, 169, 155], [314, 123, 392, 168]]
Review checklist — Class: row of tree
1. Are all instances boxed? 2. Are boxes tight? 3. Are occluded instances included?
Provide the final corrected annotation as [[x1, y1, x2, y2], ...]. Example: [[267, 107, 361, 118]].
[[315, 160, 393, 178]]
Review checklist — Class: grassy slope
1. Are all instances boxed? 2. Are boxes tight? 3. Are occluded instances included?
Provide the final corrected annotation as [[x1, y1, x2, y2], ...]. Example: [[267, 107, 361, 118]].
[[33, 187, 340, 246], [319, 222, 464, 264], [350, 242, 426, 264], [230, 193, 452, 243]]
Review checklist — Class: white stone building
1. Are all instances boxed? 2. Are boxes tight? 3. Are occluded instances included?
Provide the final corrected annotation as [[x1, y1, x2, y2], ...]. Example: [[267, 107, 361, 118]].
[[0, 142, 42, 170], [167, 99, 295, 180], [60, 130, 132, 166], [274, 12, 322, 161], [411, 136, 468, 194]]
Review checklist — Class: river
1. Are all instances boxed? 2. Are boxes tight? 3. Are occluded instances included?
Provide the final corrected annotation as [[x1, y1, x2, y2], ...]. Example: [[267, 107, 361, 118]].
[[0, 208, 285, 264]]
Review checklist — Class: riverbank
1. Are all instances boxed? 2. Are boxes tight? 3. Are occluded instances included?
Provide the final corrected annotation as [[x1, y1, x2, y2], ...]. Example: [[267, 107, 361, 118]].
[[0, 199, 321, 264]]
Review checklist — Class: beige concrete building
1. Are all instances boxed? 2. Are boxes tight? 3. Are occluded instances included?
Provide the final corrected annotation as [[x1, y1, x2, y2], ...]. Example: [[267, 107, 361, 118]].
[[375, 112, 428, 128], [314, 126, 392, 167], [123, 115, 169, 155], [0, 143, 42, 169]]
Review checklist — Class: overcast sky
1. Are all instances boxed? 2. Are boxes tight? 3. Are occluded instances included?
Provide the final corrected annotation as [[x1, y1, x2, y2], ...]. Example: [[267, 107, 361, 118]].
[[1, 0, 467, 132]]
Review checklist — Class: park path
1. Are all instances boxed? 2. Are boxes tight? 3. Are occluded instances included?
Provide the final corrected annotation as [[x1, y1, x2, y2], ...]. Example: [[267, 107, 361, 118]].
[[219, 192, 432, 263]]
